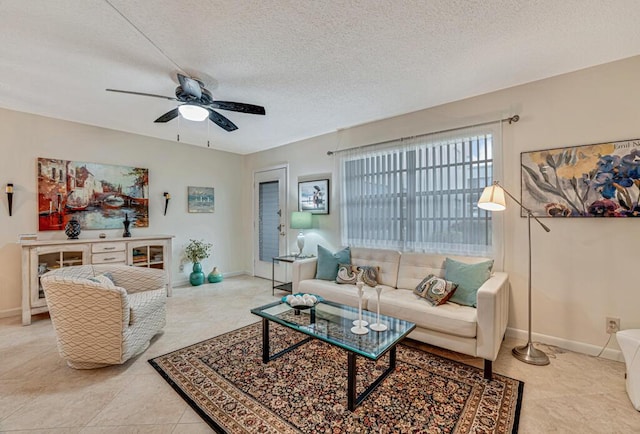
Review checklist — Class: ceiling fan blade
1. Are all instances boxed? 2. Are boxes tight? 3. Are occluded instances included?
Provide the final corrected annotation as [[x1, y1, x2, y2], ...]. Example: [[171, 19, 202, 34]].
[[210, 101, 266, 115], [106, 89, 177, 101], [176, 74, 202, 99], [208, 110, 238, 131], [154, 108, 179, 123]]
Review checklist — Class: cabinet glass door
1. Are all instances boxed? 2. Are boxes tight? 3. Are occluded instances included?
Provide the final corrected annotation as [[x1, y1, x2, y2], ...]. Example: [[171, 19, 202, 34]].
[[33, 247, 86, 306]]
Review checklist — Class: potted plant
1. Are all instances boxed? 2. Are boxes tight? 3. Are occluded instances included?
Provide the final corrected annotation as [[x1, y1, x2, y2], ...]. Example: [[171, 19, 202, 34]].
[[184, 239, 212, 286]]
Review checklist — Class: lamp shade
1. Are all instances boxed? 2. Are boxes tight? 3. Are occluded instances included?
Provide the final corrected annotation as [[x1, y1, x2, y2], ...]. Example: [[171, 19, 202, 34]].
[[178, 104, 209, 121], [478, 184, 506, 211], [290, 211, 312, 229]]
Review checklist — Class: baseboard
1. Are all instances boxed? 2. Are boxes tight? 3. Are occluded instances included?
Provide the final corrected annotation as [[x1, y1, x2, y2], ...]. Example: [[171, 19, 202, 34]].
[[171, 271, 250, 289], [0, 307, 21, 319], [505, 327, 624, 362]]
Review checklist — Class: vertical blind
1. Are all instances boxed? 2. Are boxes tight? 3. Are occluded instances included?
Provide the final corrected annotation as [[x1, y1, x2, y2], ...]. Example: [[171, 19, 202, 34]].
[[258, 181, 280, 261], [339, 123, 502, 257]]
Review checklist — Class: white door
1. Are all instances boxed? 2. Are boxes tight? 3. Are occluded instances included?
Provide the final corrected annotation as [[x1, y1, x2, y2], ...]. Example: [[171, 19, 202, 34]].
[[254, 167, 287, 280]]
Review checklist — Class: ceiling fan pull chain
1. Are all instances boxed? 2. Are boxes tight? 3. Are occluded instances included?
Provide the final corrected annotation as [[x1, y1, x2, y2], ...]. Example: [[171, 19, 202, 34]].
[[207, 120, 210, 147]]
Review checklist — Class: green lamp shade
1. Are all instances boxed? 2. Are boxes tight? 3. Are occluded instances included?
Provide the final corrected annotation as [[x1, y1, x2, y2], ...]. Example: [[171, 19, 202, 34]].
[[290, 211, 313, 229]]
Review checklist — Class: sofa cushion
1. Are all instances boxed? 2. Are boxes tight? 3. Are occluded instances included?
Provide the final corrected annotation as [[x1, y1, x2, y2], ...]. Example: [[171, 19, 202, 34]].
[[445, 258, 493, 307], [298, 279, 393, 310], [370, 289, 478, 338], [413, 274, 458, 306], [397, 252, 493, 291], [351, 247, 400, 288], [316, 246, 351, 281]]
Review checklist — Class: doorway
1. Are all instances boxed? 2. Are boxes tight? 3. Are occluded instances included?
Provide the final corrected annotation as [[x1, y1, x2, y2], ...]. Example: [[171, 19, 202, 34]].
[[253, 166, 287, 281]]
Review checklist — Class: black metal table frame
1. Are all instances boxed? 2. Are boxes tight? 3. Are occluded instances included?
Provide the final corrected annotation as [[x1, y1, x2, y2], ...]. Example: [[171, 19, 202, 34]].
[[260, 311, 398, 411]]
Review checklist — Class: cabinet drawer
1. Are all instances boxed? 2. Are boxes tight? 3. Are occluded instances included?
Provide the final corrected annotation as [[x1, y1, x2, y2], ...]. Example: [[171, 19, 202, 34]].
[[92, 251, 126, 264], [92, 242, 126, 253]]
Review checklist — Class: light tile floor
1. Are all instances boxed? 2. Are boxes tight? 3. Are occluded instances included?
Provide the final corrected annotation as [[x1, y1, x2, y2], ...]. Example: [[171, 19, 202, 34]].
[[1, 276, 639, 433]]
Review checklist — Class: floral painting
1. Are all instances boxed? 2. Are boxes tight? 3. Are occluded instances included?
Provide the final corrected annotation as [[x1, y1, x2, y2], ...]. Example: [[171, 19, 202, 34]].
[[38, 158, 149, 230], [521, 139, 640, 217]]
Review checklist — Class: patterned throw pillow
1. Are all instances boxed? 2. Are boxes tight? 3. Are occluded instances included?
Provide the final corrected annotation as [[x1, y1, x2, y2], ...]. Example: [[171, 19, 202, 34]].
[[88, 274, 116, 288], [414, 274, 458, 306], [358, 265, 380, 287], [335, 264, 380, 287], [336, 264, 359, 284]]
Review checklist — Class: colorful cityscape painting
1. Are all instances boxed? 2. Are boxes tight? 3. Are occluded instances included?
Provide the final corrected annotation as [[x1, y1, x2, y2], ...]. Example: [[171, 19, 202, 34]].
[[38, 158, 149, 231]]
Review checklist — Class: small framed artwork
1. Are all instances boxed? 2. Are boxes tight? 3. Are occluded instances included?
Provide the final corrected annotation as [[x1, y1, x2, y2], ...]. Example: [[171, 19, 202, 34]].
[[298, 179, 329, 214], [188, 186, 215, 213]]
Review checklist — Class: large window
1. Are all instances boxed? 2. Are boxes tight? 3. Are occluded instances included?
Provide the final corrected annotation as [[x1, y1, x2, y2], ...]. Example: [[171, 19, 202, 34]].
[[340, 124, 500, 256]]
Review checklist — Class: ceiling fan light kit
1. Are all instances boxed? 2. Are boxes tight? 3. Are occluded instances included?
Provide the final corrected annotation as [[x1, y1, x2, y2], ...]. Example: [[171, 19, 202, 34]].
[[106, 73, 265, 132], [178, 104, 209, 122]]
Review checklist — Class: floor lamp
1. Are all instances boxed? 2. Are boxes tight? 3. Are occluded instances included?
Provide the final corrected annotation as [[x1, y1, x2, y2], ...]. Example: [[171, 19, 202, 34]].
[[478, 181, 551, 366]]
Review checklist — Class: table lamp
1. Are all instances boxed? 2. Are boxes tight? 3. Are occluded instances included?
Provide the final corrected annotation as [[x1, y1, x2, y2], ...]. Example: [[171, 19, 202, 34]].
[[290, 211, 312, 256]]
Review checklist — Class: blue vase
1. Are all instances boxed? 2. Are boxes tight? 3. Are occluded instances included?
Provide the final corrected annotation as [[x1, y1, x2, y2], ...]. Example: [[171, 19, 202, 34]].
[[207, 267, 223, 283], [190, 262, 205, 286]]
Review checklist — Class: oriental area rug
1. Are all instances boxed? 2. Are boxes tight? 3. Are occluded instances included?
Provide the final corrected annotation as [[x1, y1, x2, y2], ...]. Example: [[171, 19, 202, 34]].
[[149, 322, 523, 433]]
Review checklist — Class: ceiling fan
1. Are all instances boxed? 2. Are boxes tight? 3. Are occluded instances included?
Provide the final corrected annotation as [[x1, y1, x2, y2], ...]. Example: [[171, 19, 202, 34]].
[[106, 74, 265, 131]]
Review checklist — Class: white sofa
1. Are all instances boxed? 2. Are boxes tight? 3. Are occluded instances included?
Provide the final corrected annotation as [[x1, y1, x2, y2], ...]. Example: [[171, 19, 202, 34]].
[[292, 247, 509, 379]]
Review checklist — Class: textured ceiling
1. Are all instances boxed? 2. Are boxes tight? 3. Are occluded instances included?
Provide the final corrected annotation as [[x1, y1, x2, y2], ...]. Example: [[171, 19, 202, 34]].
[[1, 1, 640, 155]]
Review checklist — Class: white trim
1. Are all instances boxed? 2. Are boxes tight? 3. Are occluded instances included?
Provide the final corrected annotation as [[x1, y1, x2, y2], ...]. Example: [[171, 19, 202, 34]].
[[0, 307, 21, 319], [506, 327, 623, 362]]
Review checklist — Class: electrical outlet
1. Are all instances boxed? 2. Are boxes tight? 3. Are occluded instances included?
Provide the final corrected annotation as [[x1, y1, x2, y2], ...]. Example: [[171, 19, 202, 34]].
[[606, 317, 620, 334], [179, 264, 184, 272]]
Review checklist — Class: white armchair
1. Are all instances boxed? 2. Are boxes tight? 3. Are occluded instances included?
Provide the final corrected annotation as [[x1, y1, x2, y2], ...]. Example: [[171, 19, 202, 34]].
[[40, 264, 167, 369]]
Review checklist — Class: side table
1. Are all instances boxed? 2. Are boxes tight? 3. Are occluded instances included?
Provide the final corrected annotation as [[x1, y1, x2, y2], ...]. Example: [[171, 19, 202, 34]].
[[271, 255, 314, 296]]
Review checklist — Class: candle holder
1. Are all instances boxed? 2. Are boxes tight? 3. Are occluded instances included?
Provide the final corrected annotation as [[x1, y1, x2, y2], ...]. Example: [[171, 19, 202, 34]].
[[163, 192, 170, 216], [351, 281, 369, 335], [6, 183, 13, 216], [370, 286, 388, 332]]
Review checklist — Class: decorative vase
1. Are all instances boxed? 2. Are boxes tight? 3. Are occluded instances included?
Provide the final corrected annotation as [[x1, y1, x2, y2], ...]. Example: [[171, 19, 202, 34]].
[[208, 267, 223, 283], [122, 213, 131, 238], [190, 262, 205, 286], [64, 217, 81, 240]]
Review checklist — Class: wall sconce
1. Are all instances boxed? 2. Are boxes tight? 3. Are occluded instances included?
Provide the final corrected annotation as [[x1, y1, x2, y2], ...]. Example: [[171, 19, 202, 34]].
[[6, 183, 13, 216], [163, 192, 170, 216]]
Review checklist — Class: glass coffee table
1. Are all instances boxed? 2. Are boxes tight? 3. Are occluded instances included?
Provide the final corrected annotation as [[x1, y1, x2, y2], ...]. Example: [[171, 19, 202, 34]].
[[250, 299, 415, 410]]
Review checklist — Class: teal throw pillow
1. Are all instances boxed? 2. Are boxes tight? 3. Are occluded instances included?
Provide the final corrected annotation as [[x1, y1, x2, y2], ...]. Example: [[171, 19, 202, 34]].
[[445, 258, 494, 307], [316, 246, 351, 281]]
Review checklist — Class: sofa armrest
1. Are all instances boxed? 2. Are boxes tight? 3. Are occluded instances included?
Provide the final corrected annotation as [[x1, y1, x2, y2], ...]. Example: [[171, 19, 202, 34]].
[[475, 272, 510, 361], [292, 258, 318, 293]]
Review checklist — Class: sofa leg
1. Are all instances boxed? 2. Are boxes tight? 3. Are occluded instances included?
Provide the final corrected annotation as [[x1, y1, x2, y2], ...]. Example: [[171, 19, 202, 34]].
[[484, 359, 492, 381]]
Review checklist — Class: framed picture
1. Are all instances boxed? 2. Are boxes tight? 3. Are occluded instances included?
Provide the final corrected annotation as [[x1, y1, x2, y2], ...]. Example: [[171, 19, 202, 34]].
[[298, 179, 329, 214], [188, 186, 215, 213], [37, 157, 149, 231], [521, 138, 640, 217]]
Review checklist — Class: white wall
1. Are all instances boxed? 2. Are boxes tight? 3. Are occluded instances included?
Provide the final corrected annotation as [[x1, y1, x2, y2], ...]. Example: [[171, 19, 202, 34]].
[[0, 109, 246, 317], [244, 55, 640, 355]]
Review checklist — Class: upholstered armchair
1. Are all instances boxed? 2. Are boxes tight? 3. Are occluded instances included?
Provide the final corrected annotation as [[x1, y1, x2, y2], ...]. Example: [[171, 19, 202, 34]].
[[40, 264, 167, 369]]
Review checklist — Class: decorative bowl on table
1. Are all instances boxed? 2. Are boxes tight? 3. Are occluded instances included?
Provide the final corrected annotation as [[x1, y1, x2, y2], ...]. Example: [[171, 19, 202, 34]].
[[282, 293, 323, 309]]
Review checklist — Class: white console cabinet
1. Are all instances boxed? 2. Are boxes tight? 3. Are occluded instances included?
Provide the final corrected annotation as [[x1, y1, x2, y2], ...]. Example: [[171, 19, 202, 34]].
[[21, 235, 173, 325]]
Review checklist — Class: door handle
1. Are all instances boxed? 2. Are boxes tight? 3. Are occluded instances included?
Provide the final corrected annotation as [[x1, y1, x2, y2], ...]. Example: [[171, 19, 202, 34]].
[[277, 223, 286, 236]]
